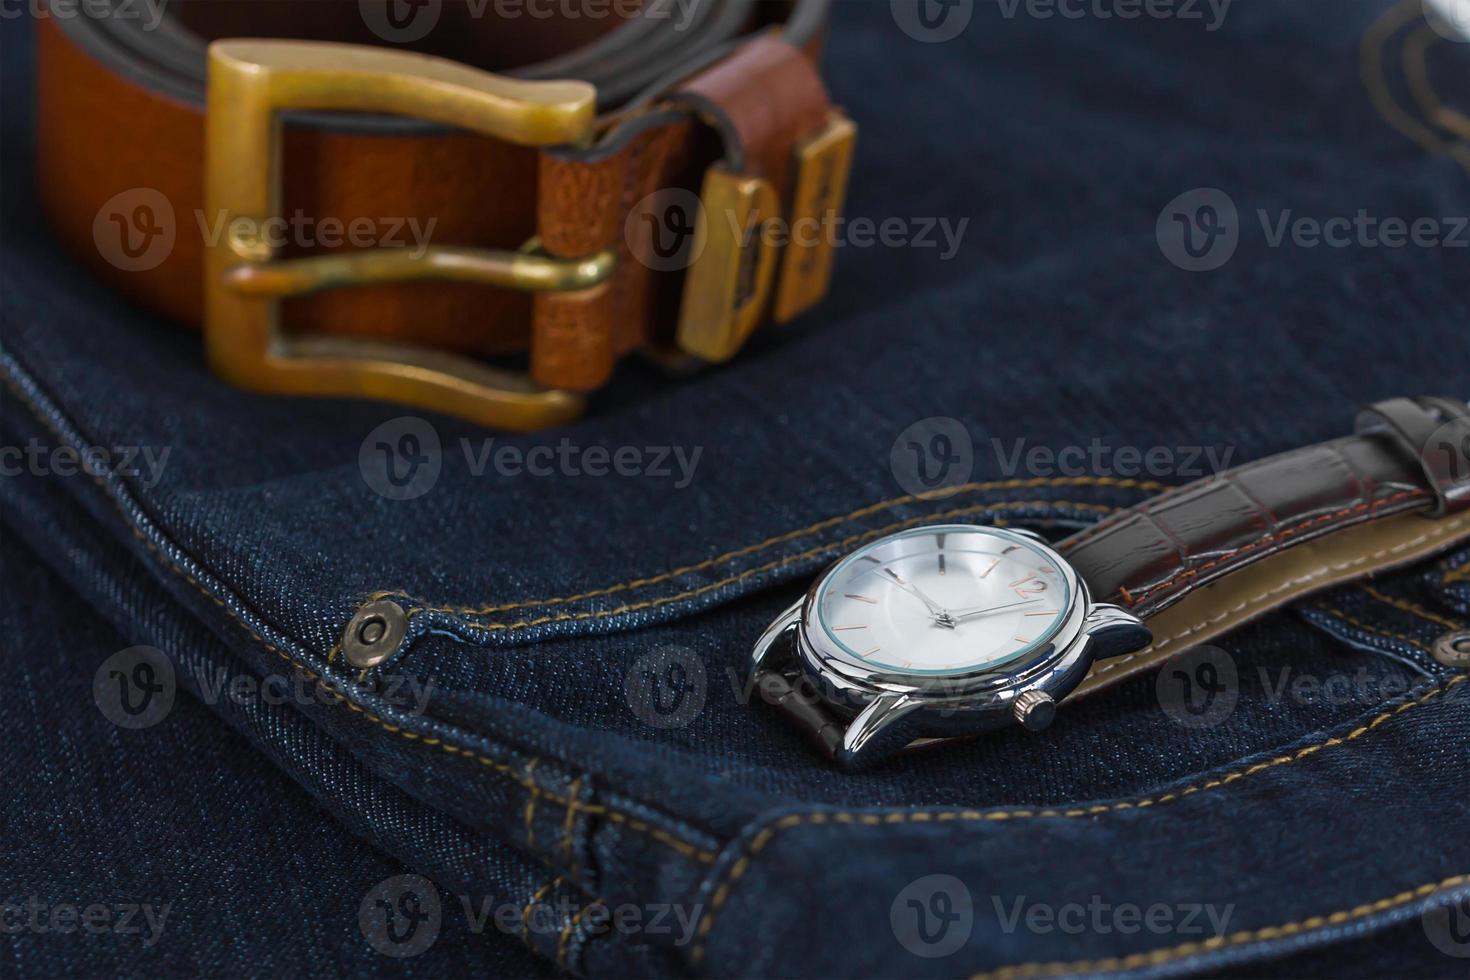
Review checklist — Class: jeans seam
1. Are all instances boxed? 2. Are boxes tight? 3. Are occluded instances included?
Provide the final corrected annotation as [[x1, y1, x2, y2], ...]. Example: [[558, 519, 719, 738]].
[[0, 356, 720, 867], [686, 672, 1469, 968], [964, 872, 1470, 980], [400, 499, 1121, 640], [364, 476, 1164, 619]]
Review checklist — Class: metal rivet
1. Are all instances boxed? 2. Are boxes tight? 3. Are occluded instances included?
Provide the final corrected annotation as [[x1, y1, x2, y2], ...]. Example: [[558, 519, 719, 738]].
[[342, 599, 407, 670], [1433, 630, 1470, 669]]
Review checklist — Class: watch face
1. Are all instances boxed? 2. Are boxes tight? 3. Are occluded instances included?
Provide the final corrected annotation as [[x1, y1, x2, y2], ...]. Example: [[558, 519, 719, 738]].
[[814, 525, 1073, 675]]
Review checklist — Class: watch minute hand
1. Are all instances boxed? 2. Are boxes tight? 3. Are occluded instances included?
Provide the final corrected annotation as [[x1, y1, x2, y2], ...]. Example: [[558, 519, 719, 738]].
[[949, 598, 1043, 622], [881, 569, 955, 624]]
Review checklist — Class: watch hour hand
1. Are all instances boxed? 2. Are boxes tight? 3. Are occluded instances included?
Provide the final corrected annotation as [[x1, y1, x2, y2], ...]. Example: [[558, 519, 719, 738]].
[[880, 569, 955, 626]]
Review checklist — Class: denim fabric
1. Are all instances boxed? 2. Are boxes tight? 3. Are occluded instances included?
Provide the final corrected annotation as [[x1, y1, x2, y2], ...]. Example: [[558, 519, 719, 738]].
[[3, 0, 1470, 976]]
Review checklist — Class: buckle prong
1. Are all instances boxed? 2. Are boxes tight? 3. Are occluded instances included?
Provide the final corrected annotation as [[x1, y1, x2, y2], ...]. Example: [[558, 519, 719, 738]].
[[204, 40, 609, 431]]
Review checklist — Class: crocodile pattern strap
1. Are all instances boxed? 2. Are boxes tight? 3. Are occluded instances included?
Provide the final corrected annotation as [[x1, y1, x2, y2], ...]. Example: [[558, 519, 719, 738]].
[[1058, 396, 1470, 620]]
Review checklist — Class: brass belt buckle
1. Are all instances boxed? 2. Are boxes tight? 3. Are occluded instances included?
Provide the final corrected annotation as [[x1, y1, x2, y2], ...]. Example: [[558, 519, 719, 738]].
[[675, 109, 857, 364], [204, 41, 616, 431]]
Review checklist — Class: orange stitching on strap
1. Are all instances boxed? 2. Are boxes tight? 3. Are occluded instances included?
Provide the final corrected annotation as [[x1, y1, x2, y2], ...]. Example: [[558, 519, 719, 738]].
[[0, 371, 718, 866], [967, 872, 1470, 980], [367, 476, 1165, 616], [1121, 490, 1427, 607], [687, 674, 1467, 967], [405, 499, 1119, 630]]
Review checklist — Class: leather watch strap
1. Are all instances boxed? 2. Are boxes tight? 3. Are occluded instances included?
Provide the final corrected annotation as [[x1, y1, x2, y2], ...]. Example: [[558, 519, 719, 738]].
[[36, 0, 837, 396], [756, 397, 1470, 758]]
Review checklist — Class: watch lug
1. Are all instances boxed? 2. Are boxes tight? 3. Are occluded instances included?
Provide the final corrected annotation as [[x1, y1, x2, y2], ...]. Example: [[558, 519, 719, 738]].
[[749, 598, 803, 677], [834, 693, 924, 771], [1083, 602, 1152, 659]]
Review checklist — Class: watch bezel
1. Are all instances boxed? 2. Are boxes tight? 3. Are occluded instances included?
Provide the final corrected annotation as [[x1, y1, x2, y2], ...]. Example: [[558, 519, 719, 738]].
[[794, 523, 1094, 729]]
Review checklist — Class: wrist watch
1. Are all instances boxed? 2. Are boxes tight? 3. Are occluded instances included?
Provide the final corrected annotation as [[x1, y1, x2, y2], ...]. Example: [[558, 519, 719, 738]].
[[751, 396, 1470, 768]]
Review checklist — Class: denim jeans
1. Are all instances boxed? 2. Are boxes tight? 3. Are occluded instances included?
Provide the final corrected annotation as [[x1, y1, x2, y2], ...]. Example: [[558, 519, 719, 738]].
[[3, 0, 1469, 976]]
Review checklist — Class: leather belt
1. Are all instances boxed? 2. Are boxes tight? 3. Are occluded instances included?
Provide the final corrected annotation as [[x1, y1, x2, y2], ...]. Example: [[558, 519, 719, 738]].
[[36, 0, 852, 429]]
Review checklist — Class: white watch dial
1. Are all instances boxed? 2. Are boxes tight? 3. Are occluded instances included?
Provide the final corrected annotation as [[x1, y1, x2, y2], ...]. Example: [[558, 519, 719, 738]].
[[815, 525, 1072, 674]]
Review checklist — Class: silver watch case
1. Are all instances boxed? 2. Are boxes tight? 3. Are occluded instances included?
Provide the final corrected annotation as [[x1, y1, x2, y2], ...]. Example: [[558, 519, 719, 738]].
[[750, 524, 1151, 769]]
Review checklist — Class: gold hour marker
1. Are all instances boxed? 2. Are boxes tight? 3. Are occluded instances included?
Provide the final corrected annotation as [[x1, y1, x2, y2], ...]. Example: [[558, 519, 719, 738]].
[[1013, 635, 1030, 643], [833, 625, 867, 631], [1025, 610, 1060, 617], [860, 646, 881, 657], [938, 553, 946, 575], [979, 558, 1000, 578], [844, 593, 878, 604], [1009, 574, 1037, 588]]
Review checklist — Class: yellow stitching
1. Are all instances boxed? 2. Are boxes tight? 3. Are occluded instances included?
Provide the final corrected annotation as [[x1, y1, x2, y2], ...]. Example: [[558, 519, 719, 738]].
[[1446, 562, 1470, 586], [406, 500, 1118, 630], [688, 674, 1468, 966], [967, 872, 1470, 980], [519, 875, 563, 942], [523, 759, 541, 852], [0, 372, 718, 866], [368, 477, 1163, 616], [556, 899, 605, 970], [563, 774, 585, 880], [1320, 606, 1428, 652], [1086, 510, 1470, 680], [1361, 584, 1464, 631]]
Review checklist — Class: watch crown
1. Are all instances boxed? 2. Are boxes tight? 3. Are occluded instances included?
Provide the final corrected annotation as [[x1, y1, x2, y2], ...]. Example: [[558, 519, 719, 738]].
[[1013, 690, 1057, 731]]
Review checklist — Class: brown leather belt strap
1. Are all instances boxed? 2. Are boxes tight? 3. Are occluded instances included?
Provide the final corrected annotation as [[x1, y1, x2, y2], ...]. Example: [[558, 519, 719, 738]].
[[36, 0, 840, 404]]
